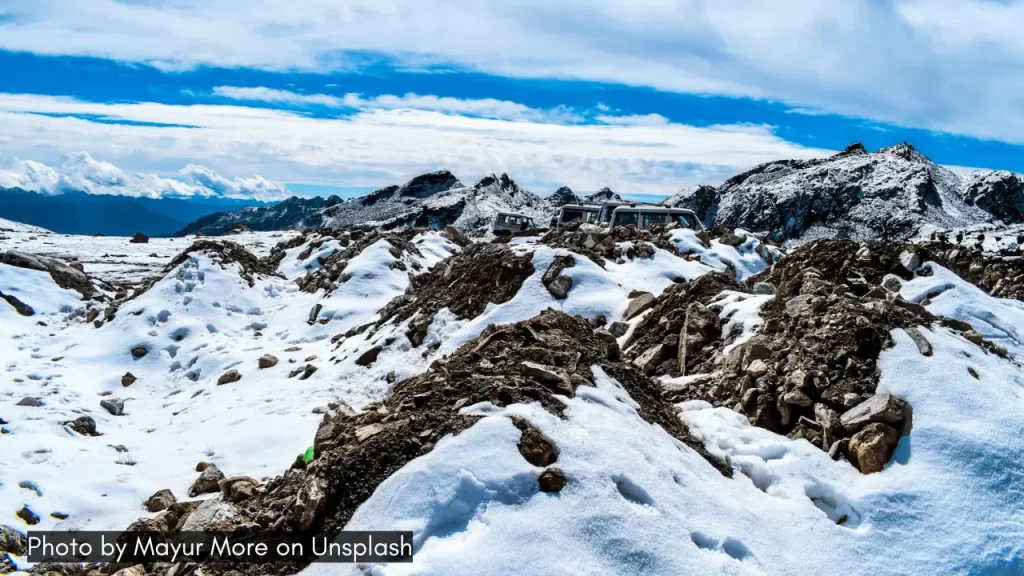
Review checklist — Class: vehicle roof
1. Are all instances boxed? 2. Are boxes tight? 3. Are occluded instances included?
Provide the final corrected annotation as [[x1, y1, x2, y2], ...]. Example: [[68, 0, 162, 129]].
[[610, 205, 698, 215], [496, 211, 534, 218], [560, 204, 601, 210]]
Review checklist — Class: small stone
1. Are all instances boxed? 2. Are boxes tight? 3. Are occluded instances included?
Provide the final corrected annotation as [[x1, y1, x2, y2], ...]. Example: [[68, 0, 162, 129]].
[[899, 250, 921, 273], [745, 359, 769, 378], [968, 367, 980, 380], [633, 344, 667, 376], [963, 330, 984, 345], [719, 232, 746, 247], [752, 282, 776, 295], [881, 274, 903, 293], [355, 423, 385, 442], [783, 389, 813, 407], [594, 329, 617, 343], [904, 326, 933, 357], [16, 397, 43, 407], [522, 361, 574, 395], [217, 369, 242, 385], [848, 422, 900, 474], [546, 275, 573, 299], [258, 354, 279, 369], [842, 393, 861, 408], [100, 397, 125, 416], [112, 565, 148, 576], [538, 468, 567, 493], [518, 427, 557, 467], [608, 322, 629, 338], [144, 489, 177, 512], [121, 372, 137, 387], [66, 416, 98, 436], [16, 505, 40, 525], [131, 346, 148, 358]]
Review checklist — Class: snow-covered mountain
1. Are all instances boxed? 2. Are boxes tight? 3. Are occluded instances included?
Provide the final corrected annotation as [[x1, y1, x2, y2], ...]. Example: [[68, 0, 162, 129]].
[[664, 143, 1024, 244], [3, 217, 1024, 574]]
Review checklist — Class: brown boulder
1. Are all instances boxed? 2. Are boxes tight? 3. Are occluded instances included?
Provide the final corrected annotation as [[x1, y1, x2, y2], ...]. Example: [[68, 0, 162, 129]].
[[518, 427, 557, 467], [538, 468, 567, 493], [217, 369, 242, 385], [144, 489, 177, 512], [848, 423, 900, 474]]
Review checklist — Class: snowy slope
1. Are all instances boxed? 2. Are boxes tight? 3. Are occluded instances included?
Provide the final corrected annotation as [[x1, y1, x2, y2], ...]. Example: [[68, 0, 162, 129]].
[[0, 217, 51, 234]]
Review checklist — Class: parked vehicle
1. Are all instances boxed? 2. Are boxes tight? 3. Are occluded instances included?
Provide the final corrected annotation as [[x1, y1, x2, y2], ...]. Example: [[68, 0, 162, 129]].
[[608, 205, 704, 230], [595, 201, 630, 226], [554, 204, 601, 227], [493, 212, 539, 235]]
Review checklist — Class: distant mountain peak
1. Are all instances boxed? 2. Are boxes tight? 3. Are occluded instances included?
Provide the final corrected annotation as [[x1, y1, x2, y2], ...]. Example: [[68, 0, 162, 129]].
[[398, 170, 461, 198], [877, 142, 930, 163]]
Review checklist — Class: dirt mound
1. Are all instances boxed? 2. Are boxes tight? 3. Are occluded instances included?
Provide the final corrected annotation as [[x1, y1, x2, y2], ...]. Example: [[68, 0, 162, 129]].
[[288, 228, 429, 294], [167, 240, 281, 285], [376, 242, 535, 344], [109, 311, 727, 576]]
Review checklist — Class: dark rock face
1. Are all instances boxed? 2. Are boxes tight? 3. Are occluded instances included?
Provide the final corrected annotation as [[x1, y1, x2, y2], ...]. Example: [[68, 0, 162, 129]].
[[0, 291, 34, 316], [548, 186, 579, 207], [0, 250, 93, 297], [130, 232, 149, 244]]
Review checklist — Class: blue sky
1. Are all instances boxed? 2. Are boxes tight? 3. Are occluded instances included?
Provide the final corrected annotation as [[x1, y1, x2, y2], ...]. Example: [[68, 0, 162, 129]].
[[1, 0, 1023, 200]]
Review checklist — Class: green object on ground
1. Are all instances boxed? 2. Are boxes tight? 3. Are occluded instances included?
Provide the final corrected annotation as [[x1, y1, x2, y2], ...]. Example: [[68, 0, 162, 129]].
[[303, 445, 315, 464]]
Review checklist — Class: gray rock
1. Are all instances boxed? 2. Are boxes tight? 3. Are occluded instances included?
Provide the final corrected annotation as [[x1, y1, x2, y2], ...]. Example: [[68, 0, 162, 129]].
[[904, 326, 933, 357], [100, 397, 125, 416], [784, 294, 817, 317], [783, 389, 813, 407], [217, 369, 242, 385], [625, 292, 656, 320], [745, 359, 769, 378], [899, 250, 921, 273], [593, 329, 617, 343], [608, 321, 629, 338], [522, 361, 573, 395], [145, 489, 177, 512], [719, 232, 747, 247], [752, 282, 777, 295], [180, 496, 239, 531], [881, 274, 903, 292], [258, 354, 279, 369], [546, 275, 573, 299], [840, 393, 906, 433], [16, 397, 42, 407], [188, 464, 226, 497], [355, 346, 382, 366], [633, 344, 667, 375]]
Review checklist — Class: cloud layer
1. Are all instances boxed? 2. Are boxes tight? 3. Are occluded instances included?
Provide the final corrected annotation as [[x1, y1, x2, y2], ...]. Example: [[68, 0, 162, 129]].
[[2, 0, 1024, 144], [0, 92, 833, 195], [0, 152, 290, 201]]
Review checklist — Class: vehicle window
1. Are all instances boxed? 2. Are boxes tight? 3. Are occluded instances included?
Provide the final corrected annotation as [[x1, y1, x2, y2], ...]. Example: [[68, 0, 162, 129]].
[[496, 215, 507, 224], [562, 209, 584, 223], [676, 214, 697, 228], [614, 211, 639, 227], [641, 213, 665, 227], [585, 211, 598, 223]]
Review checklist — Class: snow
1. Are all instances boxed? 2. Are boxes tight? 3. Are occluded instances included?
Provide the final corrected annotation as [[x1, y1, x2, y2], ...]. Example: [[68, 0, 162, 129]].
[[710, 290, 773, 353], [0, 217, 51, 234], [306, 323, 1024, 576], [669, 228, 780, 281], [0, 230, 456, 540]]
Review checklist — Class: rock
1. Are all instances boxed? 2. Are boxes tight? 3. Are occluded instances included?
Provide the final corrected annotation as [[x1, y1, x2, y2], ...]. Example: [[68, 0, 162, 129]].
[[522, 361, 574, 395], [751, 282, 776, 295], [594, 329, 617, 343], [719, 232, 747, 247], [0, 292, 35, 316], [625, 292, 656, 320], [840, 393, 906, 433], [608, 321, 629, 338], [542, 255, 576, 286], [633, 344, 667, 376], [963, 330, 984, 345], [16, 505, 39, 525], [442, 225, 470, 245], [546, 275, 573, 299], [258, 354, 279, 369], [904, 326, 933, 356], [145, 489, 177, 512], [783, 389, 813, 407], [66, 416, 98, 436], [296, 477, 328, 530], [121, 372, 137, 387], [864, 286, 888, 299], [100, 397, 125, 416], [188, 464, 225, 497], [112, 565, 148, 576], [678, 302, 721, 376], [219, 476, 259, 502], [16, 397, 42, 407], [784, 294, 818, 317], [518, 427, 557, 467], [745, 359, 769, 378], [356, 423, 385, 442], [179, 496, 238, 531], [355, 346, 382, 366], [130, 233, 149, 244], [899, 250, 921, 273], [848, 423, 900, 473], [308, 303, 323, 324], [881, 274, 903, 292], [0, 524, 27, 555], [299, 364, 318, 380], [538, 468, 567, 493], [940, 316, 974, 332], [217, 369, 242, 385], [131, 346, 148, 358]]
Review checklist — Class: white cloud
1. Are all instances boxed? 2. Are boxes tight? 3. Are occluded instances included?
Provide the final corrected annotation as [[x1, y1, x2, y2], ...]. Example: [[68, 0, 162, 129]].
[[0, 151, 290, 201], [2, 1, 1024, 143], [213, 86, 584, 124], [594, 114, 669, 126], [0, 92, 833, 195]]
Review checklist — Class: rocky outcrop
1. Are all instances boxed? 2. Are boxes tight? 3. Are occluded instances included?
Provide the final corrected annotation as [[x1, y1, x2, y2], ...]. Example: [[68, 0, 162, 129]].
[[0, 250, 93, 297]]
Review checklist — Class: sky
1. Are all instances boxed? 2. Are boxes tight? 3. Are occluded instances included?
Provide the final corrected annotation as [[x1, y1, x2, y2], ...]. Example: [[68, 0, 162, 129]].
[[1, 0, 1024, 201]]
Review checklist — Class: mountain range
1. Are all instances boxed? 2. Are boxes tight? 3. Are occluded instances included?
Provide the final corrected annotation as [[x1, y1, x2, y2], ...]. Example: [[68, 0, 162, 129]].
[[0, 187, 265, 236]]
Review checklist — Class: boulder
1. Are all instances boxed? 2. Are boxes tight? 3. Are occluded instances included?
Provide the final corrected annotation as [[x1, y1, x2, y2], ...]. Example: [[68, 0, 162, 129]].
[[179, 496, 239, 531], [782, 389, 813, 407], [217, 369, 242, 385], [131, 346, 148, 358], [633, 344, 667, 375], [538, 468, 567, 493], [219, 476, 260, 502], [881, 274, 903, 292], [121, 372, 137, 387], [848, 422, 900, 473], [66, 416, 98, 436], [899, 250, 921, 273], [296, 477, 328, 531], [625, 292, 656, 320], [144, 489, 177, 512], [904, 326, 933, 357], [719, 232, 747, 247], [784, 294, 818, 317], [0, 292, 34, 316], [188, 464, 226, 497], [608, 322, 629, 338], [745, 359, 769, 378], [522, 361, 573, 396], [751, 282, 777, 295], [840, 394, 906, 433], [100, 397, 125, 416], [355, 346, 382, 367], [258, 354, 279, 369], [16, 505, 39, 525], [113, 565, 148, 576], [130, 233, 150, 244], [0, 524, 27, 555], [546, 275, 573, 299], [16, 397, 42, 407]]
